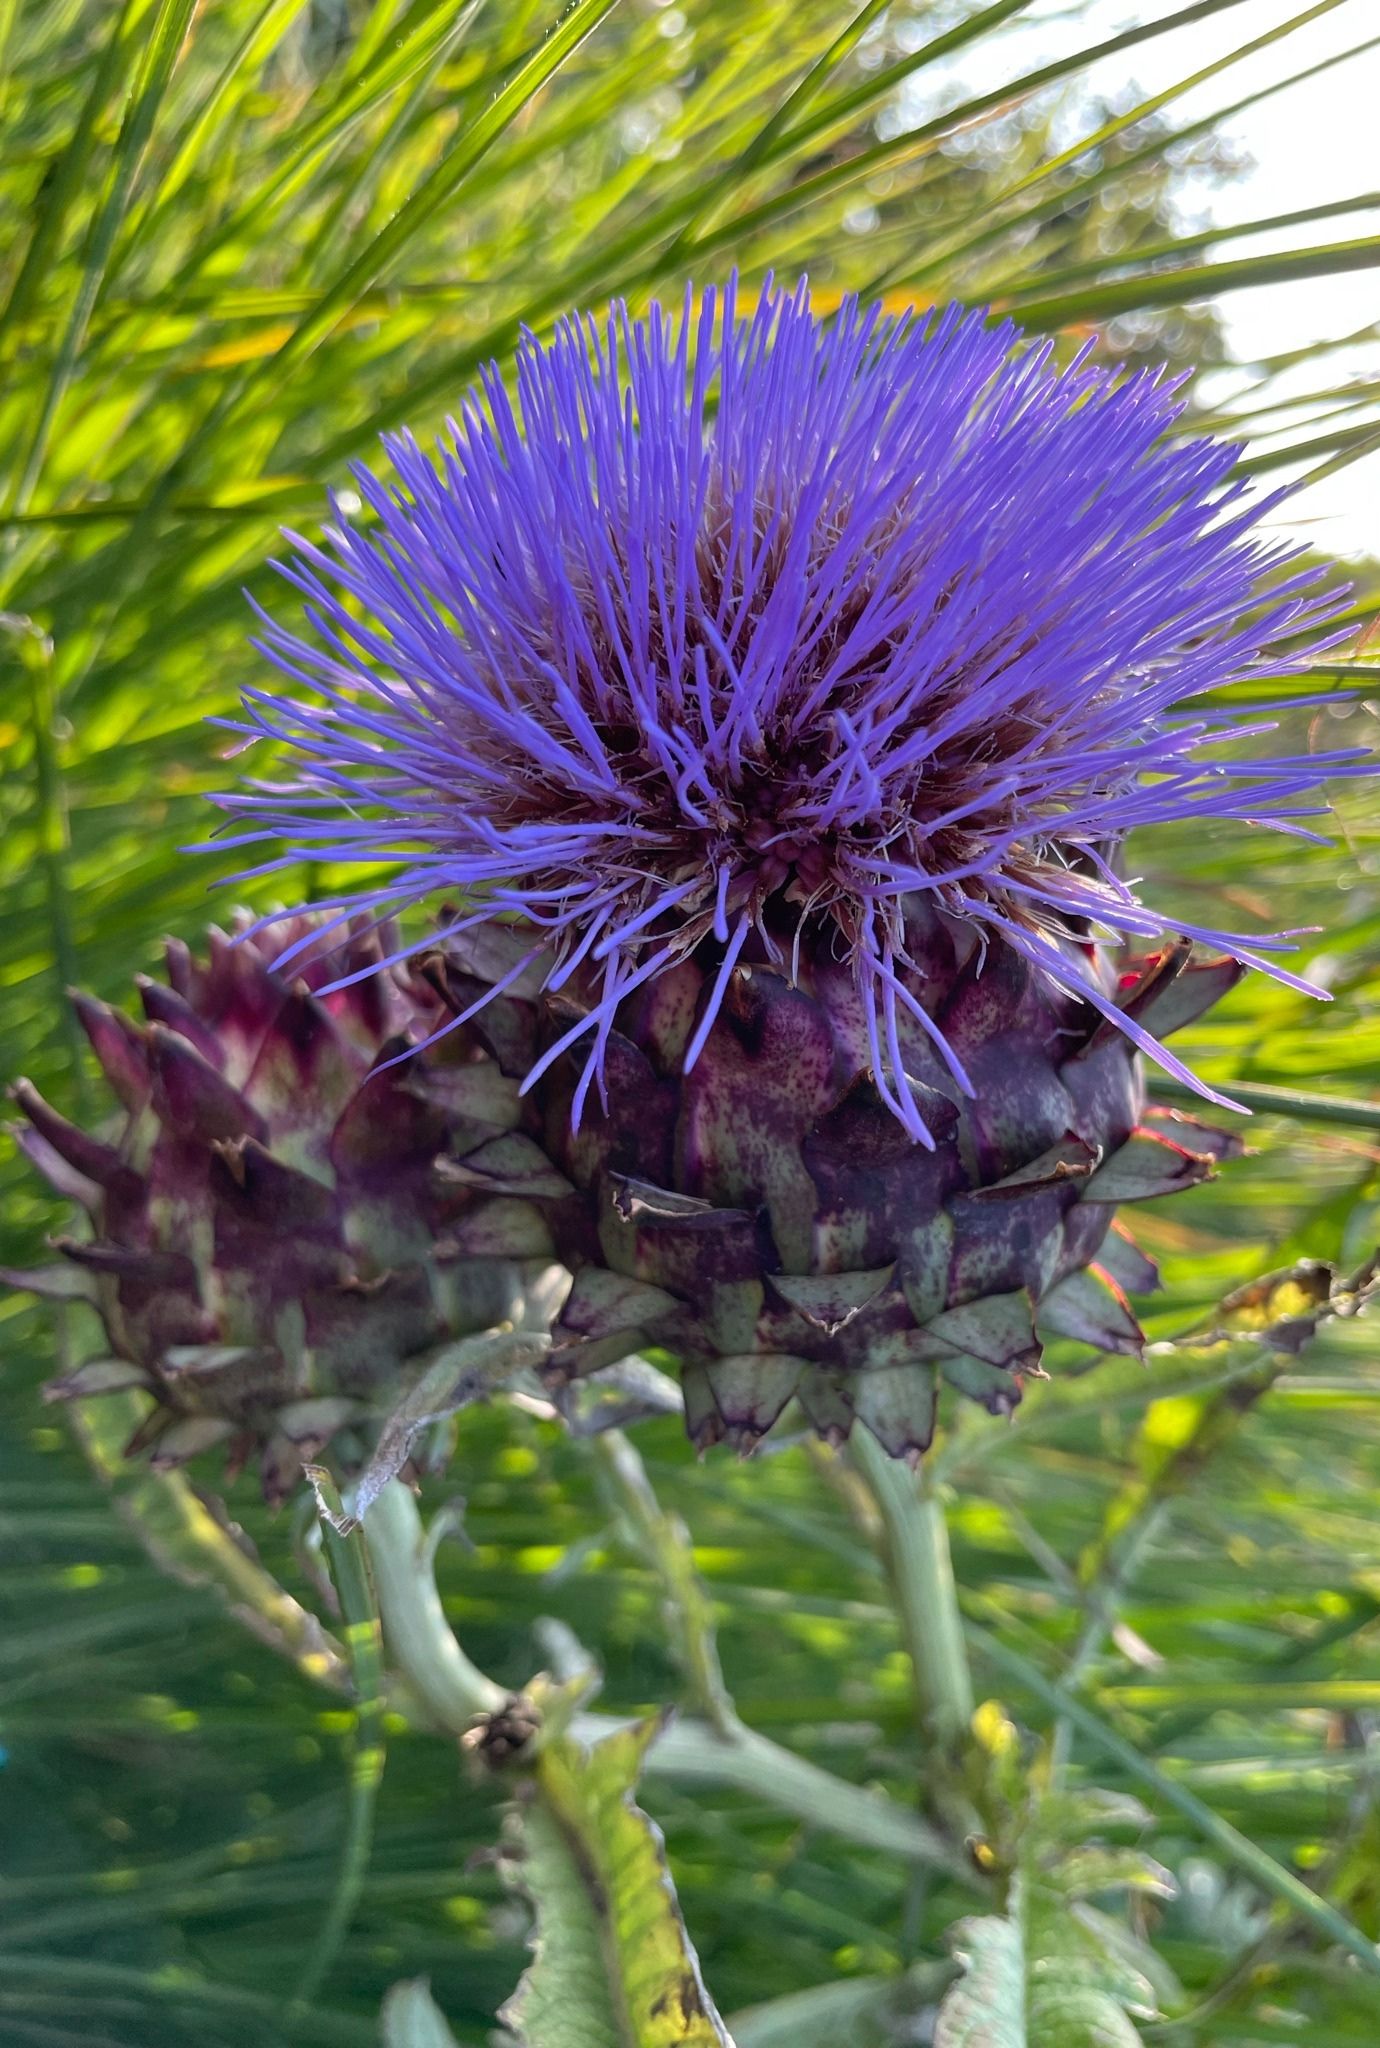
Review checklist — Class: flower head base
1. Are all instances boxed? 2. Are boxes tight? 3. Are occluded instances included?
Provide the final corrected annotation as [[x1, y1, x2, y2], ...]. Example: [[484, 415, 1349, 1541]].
[[217, 278, 1353, 1142]]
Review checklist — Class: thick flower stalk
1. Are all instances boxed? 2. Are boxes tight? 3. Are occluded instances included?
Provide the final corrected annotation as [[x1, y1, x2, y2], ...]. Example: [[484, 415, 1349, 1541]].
[[193, 279, 1359, 1453]]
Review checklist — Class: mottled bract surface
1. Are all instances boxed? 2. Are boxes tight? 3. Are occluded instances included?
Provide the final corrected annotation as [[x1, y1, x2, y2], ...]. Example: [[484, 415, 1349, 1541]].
[[8, 918, 540, 1498], [423, 916, 1243, 1454]]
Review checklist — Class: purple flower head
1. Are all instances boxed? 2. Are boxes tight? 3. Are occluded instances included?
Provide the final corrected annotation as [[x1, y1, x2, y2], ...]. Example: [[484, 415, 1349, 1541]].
[[215, 277, 1358, 1143]]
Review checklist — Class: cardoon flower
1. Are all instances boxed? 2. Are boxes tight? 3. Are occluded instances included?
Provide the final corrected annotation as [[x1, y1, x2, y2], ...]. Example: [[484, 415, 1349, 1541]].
[[6, 918, 551, 1498], [207, 283, 1365, 1451]]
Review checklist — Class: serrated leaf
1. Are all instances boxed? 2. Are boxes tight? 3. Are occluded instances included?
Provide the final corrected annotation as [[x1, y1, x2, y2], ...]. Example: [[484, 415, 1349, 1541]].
[[935, 1910, 1024, 2048], [1068, 1906, 1185, 2021], [936, 1876, 1151, 2048], [1038, 1789, 1156, 1843], [1025, 1985, 1142, 2047], [1045, 1845, 1177, 1902], [501, 1719, 734, 2048]]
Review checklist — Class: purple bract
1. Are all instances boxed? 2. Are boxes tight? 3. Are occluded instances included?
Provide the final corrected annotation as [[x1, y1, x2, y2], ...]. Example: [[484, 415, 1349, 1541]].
[[214, 278, 1355, 1142]]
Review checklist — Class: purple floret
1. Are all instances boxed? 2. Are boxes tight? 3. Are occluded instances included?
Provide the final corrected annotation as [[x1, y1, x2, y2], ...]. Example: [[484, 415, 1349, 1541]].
[[213, 276, 1359, 1141]]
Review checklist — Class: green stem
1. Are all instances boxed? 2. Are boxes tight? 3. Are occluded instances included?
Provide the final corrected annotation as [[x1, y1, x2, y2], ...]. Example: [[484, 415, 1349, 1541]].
[[360, 1479, 506, 1728], [1050, 1504, 1168, 1778], [1156, 1074, 1380, 1131], [361, 1477, 970, 1879], [294, 1472, 387, 2012], [1050, 1354, 1282, 1776], [591, 1428, 736, 1736], [614, 1712, 966, 1875], [850, 1430, 974, 1753]]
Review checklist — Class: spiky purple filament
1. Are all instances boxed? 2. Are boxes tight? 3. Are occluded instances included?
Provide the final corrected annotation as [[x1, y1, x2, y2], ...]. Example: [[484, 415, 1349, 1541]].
[[214, 277, 1360, 1144]]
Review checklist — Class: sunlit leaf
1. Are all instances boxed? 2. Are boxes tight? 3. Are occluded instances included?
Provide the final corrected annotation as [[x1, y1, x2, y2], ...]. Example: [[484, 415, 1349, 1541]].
[[501, 1719, 734, 2048]]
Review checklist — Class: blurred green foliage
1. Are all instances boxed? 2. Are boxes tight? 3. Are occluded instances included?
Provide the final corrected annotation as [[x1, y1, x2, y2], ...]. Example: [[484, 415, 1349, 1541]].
[[4, 1, 1380, 2042]]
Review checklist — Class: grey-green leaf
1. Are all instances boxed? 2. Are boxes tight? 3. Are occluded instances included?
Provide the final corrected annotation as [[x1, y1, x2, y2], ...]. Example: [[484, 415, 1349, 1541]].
[[936, 1877, 1149, 2048], [935, 1911, 1025, 2048], [731, 1967, 953, 2048], [380, 1976, 463, 2048]]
